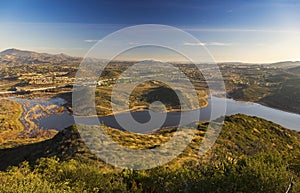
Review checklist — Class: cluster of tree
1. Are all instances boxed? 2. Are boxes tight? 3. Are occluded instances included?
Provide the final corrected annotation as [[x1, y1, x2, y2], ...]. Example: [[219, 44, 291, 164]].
[[0, 150, 298, 193]]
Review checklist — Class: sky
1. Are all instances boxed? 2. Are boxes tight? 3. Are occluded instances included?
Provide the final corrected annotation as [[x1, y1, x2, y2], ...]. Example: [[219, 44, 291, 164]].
[[0, 0, 300, 63]]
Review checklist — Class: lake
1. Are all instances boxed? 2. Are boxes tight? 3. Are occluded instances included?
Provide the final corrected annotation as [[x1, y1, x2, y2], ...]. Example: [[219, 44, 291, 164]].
[[7, 97, 300, 131]]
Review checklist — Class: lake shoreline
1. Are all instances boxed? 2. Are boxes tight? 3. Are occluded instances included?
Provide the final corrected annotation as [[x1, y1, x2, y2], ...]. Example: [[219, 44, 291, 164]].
[[226, 93, 300, 115], [3, 95, 300, 131]]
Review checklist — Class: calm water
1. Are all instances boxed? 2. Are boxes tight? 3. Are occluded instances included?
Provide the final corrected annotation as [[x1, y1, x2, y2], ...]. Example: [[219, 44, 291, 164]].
[[7, 97, 300, 131], [6, 97, 71, 129]]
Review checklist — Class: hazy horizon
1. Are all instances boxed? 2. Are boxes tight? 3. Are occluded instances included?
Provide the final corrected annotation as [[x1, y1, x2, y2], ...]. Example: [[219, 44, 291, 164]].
[[2, 47, 300, 65]]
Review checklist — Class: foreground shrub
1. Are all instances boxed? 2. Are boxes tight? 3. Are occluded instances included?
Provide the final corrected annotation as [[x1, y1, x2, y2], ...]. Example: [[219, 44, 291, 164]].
[[0, 152, 298, 193]]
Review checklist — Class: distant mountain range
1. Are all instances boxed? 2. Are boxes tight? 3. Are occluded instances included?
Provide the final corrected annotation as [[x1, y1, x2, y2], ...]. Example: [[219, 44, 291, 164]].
[[1, 48, 300, 68], [0, 48, 80, 66], [264, 61, 300, 68]]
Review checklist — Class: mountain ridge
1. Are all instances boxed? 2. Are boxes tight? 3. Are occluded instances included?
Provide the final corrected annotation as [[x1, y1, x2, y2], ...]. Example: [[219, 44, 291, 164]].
[[0, 48, 79, 66], [1, 48, 300, 67], [0, 48, 71, 57]]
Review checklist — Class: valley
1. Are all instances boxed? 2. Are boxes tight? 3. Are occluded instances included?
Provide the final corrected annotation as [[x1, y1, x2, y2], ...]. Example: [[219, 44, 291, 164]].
[[0, 49, 299, 192]]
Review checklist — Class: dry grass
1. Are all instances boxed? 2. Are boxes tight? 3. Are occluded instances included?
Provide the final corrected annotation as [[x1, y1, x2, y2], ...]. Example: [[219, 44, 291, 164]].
[[0, 99, 23, 132], [95, 81, 208, 116]]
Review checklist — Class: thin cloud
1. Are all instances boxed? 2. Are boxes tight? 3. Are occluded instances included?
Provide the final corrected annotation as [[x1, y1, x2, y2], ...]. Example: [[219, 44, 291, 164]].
[[128, 42, 139, 45], [208, 42, 232, 46], [184, 42, 206, 46], [184, 42, 232, 46], [84, 39, 101, 43], [183, 28, 300, 33]]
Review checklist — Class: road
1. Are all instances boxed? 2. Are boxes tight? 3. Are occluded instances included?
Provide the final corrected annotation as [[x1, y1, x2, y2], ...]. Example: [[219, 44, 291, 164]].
[[0, 85, 69, 95]]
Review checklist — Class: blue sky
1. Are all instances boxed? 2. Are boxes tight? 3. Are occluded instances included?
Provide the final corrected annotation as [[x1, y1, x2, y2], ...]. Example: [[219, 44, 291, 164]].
[[0, 0, 300, 62]]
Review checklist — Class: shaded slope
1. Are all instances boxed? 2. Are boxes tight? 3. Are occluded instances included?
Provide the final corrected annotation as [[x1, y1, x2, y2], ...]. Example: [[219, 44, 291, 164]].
[[0, 126, 96, 170]]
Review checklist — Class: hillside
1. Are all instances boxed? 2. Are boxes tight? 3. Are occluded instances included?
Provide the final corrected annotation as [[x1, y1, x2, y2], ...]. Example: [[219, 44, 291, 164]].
[[288, 66, 300, 74], [0, 114, 299, 170], [0, 48, 79, 66], [0, 114, 299, 192], [264, 61, 300, 69], [0, 125, 96, 170], [225, 62, 300, 114]]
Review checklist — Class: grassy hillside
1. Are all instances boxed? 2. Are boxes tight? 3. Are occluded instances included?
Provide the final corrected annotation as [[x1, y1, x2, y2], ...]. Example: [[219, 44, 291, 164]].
[[260, 78, 300, 113], [1, 114, 299, 169], [76, 81, 207, 116], [226, 65, 300, 114], [0, 114, 299, 192], [0, 99, 23, 132]]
